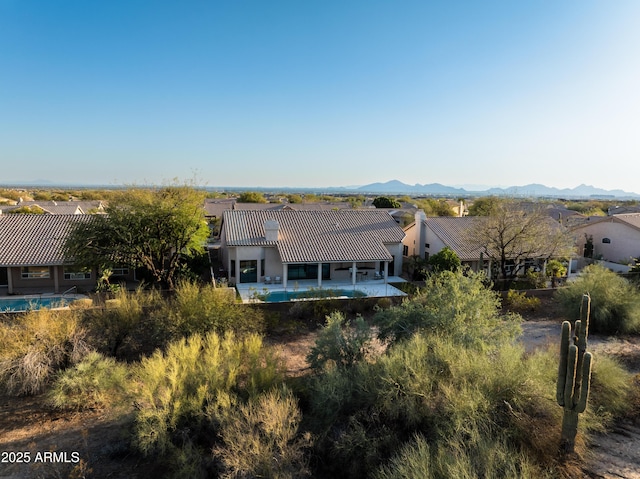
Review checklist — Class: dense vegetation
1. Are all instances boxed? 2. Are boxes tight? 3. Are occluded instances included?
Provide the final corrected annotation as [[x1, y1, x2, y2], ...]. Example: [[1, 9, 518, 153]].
[[1, 271, 637, 478]]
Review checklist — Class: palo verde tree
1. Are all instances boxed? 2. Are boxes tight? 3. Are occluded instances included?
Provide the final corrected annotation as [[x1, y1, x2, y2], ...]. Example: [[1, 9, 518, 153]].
[[64, 184, 209, 290], [467, 200, 575, 288]]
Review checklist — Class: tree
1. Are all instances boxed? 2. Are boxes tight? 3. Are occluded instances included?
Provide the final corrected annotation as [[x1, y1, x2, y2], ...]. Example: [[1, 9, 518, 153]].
[[64, 185, 209, 290], [467, 201, 575, 288], [467, 196, 502, 216], [238, 191, 268, 203], [373, 196, 401, 208], [428, 246, 461, 272]]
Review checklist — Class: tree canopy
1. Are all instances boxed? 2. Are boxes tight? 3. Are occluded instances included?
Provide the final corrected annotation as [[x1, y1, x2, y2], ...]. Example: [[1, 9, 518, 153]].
[[467, 201, 575, 286], [373, 196, 401, 208], [238, 191, 268, 203], [428, 246, 461, 272], [64, 185, 209, 289]]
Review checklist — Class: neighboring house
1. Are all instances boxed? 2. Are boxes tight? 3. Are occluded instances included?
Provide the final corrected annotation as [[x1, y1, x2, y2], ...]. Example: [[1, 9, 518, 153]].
[[403, 211, 568, 277], [571, 213, 640, 264], [220, 210, 405, 287], [403, 211, 488, 272], [0, 200, 106, 215], [0, 215, 97, 294]]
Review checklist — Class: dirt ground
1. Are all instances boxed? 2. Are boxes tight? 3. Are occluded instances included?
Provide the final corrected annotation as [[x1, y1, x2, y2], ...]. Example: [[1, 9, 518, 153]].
[[2, 298, 640, 479]]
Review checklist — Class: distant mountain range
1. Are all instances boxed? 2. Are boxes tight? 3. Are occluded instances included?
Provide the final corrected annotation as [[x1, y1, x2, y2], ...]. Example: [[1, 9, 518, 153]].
[[354, 180, 640, 199]]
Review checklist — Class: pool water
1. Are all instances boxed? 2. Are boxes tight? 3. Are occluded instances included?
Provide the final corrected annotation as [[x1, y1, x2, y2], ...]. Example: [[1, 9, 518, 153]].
[[0, 296, 75, 312], [262, 289, 367, 303]]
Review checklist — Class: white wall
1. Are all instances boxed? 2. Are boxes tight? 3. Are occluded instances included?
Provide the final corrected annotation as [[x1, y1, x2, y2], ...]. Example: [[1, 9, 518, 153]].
[[574, 219, 640, 264]]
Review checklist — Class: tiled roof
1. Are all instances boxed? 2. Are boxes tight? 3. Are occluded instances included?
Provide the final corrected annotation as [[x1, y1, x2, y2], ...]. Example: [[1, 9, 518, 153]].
[[426, 217, 490, 260], [223, 210, 405, 263], [0, 214, 91, 266], [613, 213, 640, 231]]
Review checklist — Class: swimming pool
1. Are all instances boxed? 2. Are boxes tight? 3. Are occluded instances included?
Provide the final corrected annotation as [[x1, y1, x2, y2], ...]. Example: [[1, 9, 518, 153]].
[[262, 289, 367, 303], [0, 296, 78, 312]]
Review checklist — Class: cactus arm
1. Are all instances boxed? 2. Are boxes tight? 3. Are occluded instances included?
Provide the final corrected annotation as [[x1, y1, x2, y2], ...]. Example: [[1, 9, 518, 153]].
[[556, 321, 571, 406], [564, 345, 578, 408], [576, 352, 592, 414]]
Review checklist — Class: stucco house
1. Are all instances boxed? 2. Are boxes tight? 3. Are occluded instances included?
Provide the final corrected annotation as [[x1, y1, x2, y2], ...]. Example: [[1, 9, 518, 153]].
[[220, 209, 405, 288], [571, 213, 640, 265], [0, 214, 97, 294], [403, 210, 571, 278], [403, 211, 489, 272]]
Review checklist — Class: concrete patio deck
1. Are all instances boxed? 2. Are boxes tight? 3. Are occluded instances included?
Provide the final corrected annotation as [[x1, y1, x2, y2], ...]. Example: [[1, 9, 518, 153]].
[[235, 276, 407, 303]]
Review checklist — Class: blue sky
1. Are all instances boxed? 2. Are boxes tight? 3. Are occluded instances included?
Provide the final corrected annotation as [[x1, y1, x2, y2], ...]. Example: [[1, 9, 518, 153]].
[[1, 1, 639, 192]]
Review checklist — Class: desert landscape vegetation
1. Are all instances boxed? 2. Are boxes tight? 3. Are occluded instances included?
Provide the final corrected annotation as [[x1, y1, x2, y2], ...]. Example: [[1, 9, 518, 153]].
[[1, 187, 640, 479]]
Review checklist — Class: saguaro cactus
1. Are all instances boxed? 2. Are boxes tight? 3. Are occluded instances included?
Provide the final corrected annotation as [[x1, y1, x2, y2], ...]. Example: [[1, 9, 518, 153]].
[[556, 294, 593, 454]]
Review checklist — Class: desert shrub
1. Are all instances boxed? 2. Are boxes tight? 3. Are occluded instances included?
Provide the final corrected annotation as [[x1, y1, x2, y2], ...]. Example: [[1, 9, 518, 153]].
[[85, 287, 165, 357], [307, 333, 565, 477], [374, 270, 521, 348], [48, 351, 130, 410], [556, 264, 640, 334], [306, 312, 374, 372], [506, 289, 541, 312], [214, 388, 311, 478], [0, 309, 91, 395], [131, 332, 283, 475], [375, 434, 548, 479], [588, 355, 633, 420], [169, 281, 264, 336]]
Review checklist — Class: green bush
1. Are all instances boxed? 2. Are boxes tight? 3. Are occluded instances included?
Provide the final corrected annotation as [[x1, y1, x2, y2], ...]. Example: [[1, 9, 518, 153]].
[[506, 290, 541, 312], [374, 270, 521, 349], [214, 388, 311, 478], [169, 281, 264, 336], [131, 331, 283, 476], [0, 309, 91, 395], [48, 351, 130, 410], [375, 434, 548, 479], [556, 264, 640, 334], [306, 312, 374, 372]]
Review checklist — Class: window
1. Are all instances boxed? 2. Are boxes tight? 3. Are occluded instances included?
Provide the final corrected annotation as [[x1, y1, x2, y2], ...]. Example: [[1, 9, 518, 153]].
[[403, 245, 409, 256], [21, 266, 50, 279], [64, 266, 91, 280], [111, 267, 129, 276], [602, 238, 611, 244]]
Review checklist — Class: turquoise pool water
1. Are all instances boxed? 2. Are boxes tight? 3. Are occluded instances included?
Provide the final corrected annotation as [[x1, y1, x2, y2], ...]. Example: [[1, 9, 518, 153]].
[[0, 296, 75, 312], [262, 289, 367, 303]]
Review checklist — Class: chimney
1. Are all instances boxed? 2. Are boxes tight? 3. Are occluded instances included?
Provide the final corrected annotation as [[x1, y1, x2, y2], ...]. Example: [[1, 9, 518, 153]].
[[415, 210, 427, 258], [264, 220, 279, 242]]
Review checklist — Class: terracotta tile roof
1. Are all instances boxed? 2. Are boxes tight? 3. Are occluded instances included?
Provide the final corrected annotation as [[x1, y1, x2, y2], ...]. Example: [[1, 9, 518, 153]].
[[0, 214, 91, 266], [223, 210, 405, 263]]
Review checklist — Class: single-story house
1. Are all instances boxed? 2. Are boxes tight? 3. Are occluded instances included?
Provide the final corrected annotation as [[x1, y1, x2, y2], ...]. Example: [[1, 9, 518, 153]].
[[403, 210, 571, 277], [220, 209, 405, 287], [0, 214, 98, 294], [403, 211, 489, 272], [571, 213, 640, 264]]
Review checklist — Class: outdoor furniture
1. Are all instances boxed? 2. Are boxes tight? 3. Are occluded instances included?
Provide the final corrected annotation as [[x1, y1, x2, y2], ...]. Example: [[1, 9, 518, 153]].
[[264, 276, 272, 284], [374, 271, 382, 280], [274, 276, 282, 284]]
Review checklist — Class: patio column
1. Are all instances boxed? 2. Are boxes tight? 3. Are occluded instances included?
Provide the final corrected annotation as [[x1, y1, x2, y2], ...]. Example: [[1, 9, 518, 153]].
[[317, 262, 322, 287], [352, 262, 357, 285], [282, 264, 288, 289], [7, 267, 13, 295], [235, 258, 240, 285], [384, 261, 389, 281], [53, 266, 60, 293]]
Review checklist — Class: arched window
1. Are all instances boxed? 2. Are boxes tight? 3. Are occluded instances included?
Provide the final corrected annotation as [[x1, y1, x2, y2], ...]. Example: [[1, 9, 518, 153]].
[[602, 238, 611, 244]]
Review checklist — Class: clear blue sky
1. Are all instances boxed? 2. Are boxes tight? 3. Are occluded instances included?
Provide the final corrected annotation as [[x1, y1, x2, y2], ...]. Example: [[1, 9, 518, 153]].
[[2, 1, 639, 192]]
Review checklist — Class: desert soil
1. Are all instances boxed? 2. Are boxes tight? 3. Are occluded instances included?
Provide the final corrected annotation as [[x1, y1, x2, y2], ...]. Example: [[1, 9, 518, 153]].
[[2, 299, 640, 479]]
